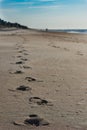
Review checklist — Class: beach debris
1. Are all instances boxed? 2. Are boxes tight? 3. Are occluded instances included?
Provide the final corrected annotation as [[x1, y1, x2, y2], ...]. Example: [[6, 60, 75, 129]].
[[29, 97, 49, 105], [24, 114, 49, 126], [16, 85, 31, 91]]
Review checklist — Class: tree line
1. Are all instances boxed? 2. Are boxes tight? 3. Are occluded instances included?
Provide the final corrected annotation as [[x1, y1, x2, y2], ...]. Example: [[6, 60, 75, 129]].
[[0, 18, 28, 29]]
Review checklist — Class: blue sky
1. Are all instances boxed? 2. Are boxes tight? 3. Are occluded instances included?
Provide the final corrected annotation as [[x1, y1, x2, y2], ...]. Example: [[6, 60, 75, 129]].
[[0, 0, 87, 29]]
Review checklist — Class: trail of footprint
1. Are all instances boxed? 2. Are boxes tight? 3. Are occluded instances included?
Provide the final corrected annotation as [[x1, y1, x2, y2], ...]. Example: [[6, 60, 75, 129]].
[[11, 37, 50, 128]]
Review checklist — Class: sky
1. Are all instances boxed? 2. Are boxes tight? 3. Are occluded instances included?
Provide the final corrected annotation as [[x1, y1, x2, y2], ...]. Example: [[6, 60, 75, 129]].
[[0, 0, 87, 29]]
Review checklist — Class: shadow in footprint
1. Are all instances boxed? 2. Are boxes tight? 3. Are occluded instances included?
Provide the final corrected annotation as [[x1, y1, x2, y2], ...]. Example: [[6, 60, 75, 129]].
[[24, 114, 49, 126], [16, 85, 31, 91]]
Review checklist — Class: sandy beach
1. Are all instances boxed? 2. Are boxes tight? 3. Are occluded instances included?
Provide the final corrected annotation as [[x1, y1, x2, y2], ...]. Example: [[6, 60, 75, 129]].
[[0, 29, 87, 130]]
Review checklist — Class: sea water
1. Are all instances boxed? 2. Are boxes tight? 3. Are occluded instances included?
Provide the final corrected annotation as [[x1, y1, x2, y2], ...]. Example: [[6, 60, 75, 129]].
[[48, 29, 87, 34]]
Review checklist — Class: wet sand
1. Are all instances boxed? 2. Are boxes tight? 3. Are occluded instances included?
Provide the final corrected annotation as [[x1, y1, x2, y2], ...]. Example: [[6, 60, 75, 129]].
[[0, 29, 87, 130]]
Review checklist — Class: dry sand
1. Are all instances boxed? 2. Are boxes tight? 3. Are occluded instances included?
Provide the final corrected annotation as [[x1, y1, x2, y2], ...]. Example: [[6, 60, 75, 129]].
[[0, 29, 87, 130]]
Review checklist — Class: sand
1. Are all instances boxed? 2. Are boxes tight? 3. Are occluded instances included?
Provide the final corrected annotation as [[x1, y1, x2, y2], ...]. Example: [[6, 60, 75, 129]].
[[0, 29, 87, 130]]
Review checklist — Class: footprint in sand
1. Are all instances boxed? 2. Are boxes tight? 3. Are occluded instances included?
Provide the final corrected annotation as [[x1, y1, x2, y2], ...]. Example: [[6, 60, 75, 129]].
[[13, 114, 49, 126], [29, 97, 52, 106], [9, 70, 24, 74], [25, 77, 43, 82], [63, 47, 70, 51], [52, 45, 60, 49], [24, 114, 49, 126], [23, 52, 29, 55], [21, 58, 28, 61], [22, 49, 27, 52], [15, 47, 19, 50], [17, 55, 22, 58], [16, 85, 31, 91], [16, 61, 24, 64], [23, 66, 32, 69], [76, 51, 83, 56], [8, 85, 31, 92], [15, 70, 24, 74], [25, 77, 36, 82], [18, 50, 23, 53]]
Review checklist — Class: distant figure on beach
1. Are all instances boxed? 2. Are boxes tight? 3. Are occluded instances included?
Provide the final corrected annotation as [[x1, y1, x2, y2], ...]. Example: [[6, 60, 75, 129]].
[[46, 28, 48, 32]]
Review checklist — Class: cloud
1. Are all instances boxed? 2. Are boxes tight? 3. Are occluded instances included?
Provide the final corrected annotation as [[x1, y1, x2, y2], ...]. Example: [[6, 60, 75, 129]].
[[28, 4, 66, 9], [9, 2, 33, 6]]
